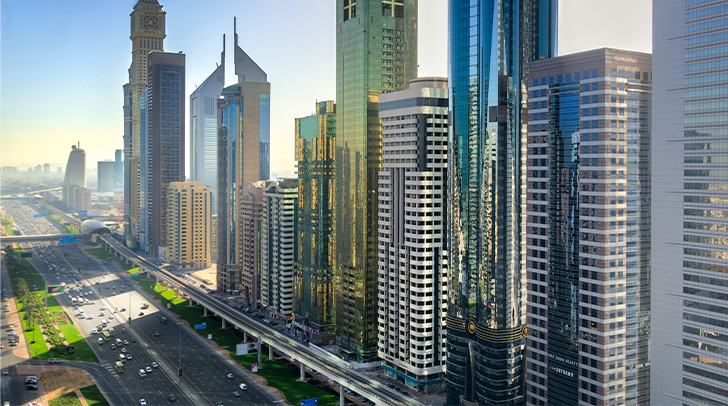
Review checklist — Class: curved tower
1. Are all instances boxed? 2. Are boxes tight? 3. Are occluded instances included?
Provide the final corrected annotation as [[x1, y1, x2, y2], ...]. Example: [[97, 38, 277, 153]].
[[446, 1, 557, 404]]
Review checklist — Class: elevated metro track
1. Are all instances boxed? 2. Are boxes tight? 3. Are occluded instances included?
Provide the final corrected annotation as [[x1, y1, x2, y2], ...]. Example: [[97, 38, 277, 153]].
[[99, 234, 423, 406], [0, 233, 83, 243]]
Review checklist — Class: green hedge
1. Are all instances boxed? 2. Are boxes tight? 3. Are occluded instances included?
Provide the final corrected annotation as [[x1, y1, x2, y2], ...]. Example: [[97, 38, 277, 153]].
[[48, 391, 82, 406], [79, 385, 110, 406]]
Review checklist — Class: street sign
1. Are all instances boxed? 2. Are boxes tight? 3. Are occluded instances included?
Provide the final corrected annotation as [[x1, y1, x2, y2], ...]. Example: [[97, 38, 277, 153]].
[[20, 252, 33, 258], [301, 398, 318, 406], [167, 303, 170, 309], [207, 334, 212, 340], [194, 323, 206, 330], [252, 363, 258, 373]]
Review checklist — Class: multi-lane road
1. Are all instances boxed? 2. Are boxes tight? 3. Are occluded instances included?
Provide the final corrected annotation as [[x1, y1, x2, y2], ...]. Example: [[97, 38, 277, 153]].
[[2, 201, 280, 406]]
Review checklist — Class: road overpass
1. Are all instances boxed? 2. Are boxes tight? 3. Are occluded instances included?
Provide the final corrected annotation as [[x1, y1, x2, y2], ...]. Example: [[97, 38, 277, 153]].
[[97, 234, 423, 406]]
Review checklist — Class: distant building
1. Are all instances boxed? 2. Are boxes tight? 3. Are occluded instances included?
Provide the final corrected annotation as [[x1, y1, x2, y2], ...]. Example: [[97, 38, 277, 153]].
[[217, 19, 271, 295], [33, 164, 42, 173], [114, 149, 123, 191], [525, 48, 652, 406], [43, 163, 50, 174], [63, 184, 91, 212], [293, 100, 336, 333], [377, 77, 449, 392], [261, 178, 298, 321], [191, 37, 225, 214], [64, 143, 86, 187], [166, 182, 211, 269], [239, 180, 271, 305], [98, 160, 116, 192], [139, 51, 185, 257]]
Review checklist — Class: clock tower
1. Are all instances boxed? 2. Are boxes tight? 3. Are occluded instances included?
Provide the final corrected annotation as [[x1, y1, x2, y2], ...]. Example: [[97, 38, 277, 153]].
[[123, 0, 165, 246]]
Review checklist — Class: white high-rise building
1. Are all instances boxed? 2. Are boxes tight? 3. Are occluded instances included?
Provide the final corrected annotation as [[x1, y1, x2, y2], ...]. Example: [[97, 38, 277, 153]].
[[261, 178, 298, 321], [652, 1, 728, 404], [376, 77, 448, 392]]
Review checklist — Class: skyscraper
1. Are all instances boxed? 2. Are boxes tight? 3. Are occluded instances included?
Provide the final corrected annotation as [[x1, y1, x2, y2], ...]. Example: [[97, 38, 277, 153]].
[[377, 77, 449, 392], [525, 48, 652, 406], [191, 37, 225, 213], [217, 19, 271, 294], [240, 180, 271, 305], [446, 1, 557, 404], [64, 143, 86, 187], [294, 101, 337, 334], [141, 51, 185, 256], [261, 178, 298, 321], [124, 0, 165, 248], [98, 160, 116, 192], [652, 1, 728, 404], [335, 0, 418, 363], [114, 149, 123, 191]]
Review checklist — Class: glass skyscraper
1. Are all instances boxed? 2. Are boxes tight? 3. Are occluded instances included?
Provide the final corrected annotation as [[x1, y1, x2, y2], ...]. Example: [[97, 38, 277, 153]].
[[218, 20, 271, 295], [652, 1, 728, 404], [294, 101, 337, 333], [526, 48, 652, 406], [446, 1, 557, 404], [190, 37, 225, 214], [335, 0, 418, 362]]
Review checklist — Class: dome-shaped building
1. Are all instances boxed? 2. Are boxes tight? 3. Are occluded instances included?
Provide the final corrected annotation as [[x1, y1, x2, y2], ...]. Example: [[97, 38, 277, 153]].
[[79, 220, 110, 235]]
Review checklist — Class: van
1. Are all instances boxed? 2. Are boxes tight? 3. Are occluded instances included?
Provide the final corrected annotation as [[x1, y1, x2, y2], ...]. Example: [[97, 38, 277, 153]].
[[116, 338, 122, 345], [119, 354, 126, 362], [160, 317, 168, 324], [101, 320, 107, 327], [139, 369, 147, 378], [108, 328, 115, 336], [79, 309, 84, 314], [25, 376, 38, 384]]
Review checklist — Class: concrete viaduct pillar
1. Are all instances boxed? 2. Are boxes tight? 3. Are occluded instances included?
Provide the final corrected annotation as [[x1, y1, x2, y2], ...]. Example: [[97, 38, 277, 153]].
[[258, 339, 262, 366], [268, 342, 274, 360], [221, 318, 227, 329], [203, 307, 208, 317], [299, 362, 305, 381], [187, 297, 193, 307], [243, 330, 248, 342], [340, 384, 345, 406]]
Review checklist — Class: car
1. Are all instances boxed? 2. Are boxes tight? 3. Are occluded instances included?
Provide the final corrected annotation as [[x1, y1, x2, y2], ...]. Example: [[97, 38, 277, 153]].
[[124, 340, 129, 345], [99, 312, 104, 316], [239, 383, 247, 391], [138, 312, 144, 316], [121, 348, 127, 353], [121, 308, 126, 312], [26, 384, 39, 390], [139, 399, 147, 406], [227, 373, 234, 379], [100, 305, 106, 310], [49, 358, 60, 364], [10, 342, 18, 346], [1, 369, 7, 376], [169, 395, 176, 402], [87, 314, 94, 320], [92, 329, 98, 334], [233, 391, 240, 397], [126, 354, 132, 360], [25, 376, 38, 384], [152, 362, 158, 368], [110, 344, 117, 350], [145, 366, 152, 373], [153, 332, 160, 337]]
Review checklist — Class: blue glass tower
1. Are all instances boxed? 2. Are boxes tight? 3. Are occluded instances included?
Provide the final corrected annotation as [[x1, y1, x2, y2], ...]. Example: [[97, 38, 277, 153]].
[[446, 1, 557, 404]]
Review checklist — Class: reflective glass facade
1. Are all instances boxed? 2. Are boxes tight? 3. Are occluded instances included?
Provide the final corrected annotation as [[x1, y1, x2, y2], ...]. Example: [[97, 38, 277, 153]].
[[190, 40, 224, 214], [526, 49, 651, 406], [446, 1, 557, 404], [294, 101, 337, 331], [652, 1, 728, 404], [335, 0, 418, 362]]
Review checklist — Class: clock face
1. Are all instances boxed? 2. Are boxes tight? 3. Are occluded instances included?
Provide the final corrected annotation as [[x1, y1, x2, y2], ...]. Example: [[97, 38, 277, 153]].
[[144, 16, 158, 30]]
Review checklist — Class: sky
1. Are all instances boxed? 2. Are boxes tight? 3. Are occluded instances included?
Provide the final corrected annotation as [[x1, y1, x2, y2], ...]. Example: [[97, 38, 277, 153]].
[[0, 0, 652, 178]]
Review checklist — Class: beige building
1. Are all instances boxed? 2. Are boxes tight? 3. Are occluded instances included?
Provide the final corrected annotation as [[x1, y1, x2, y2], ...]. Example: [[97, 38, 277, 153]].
[[166, 182, 211, 269]]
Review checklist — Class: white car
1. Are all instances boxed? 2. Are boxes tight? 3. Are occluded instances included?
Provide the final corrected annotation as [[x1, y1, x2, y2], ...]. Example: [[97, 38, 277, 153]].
[[99, 312, 105, 316], [152, 362, 158, 368], [87, 315, 94, 320], [145, 366, 152, 373], [139, 399, 147, 406], [92, 329, 98, 334]]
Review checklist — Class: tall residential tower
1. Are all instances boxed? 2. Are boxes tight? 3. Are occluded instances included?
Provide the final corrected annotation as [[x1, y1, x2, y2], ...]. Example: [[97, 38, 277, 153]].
[[652, 1, 728, 404], [377, 77, 449, 392], [335, 0, 418, 363], [446, 1, 557, 404]]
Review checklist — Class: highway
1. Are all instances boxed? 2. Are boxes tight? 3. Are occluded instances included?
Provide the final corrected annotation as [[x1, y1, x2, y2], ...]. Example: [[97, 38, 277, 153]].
[[3, 201, 279, 406], [100, 234, 424, 406]]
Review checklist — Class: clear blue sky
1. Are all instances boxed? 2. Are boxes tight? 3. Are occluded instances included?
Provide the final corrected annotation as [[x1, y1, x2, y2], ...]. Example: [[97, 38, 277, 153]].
[[0, 0, 651, 177]]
